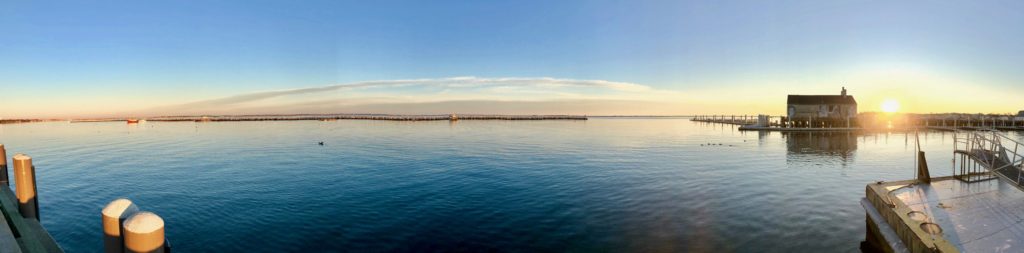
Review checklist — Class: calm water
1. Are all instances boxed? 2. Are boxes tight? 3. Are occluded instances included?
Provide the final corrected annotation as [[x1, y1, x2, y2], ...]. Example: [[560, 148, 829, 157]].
[[1, 118, 1021, 252]]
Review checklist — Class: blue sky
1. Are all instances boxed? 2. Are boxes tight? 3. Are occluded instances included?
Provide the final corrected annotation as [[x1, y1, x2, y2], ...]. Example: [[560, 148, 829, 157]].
[[1, 1, 1022, 117]]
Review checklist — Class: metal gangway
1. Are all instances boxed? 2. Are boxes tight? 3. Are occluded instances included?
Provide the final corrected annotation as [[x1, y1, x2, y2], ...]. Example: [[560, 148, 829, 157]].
[[952, 130, 1024, 185]]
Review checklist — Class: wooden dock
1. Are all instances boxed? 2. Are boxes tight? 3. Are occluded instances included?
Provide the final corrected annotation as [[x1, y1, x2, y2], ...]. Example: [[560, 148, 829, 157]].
[[693, 115, 863, 132], [695, 113, 1024, 132], [737, 126, 862, 132], [0, 187, 63, 253], [690, 115, 757, 125]]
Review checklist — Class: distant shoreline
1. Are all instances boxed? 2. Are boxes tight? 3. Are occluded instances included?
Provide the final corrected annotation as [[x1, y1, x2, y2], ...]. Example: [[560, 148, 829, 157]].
[[0, 114, 589, 124], [4, 114, 699, 124]]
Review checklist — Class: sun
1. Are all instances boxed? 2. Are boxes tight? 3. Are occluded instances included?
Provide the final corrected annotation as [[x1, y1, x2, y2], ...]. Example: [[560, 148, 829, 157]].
[[881, 99, 900, 113]]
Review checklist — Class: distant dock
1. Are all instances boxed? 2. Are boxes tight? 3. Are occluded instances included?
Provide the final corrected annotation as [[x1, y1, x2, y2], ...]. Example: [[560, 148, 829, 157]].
[[694, 114, 1024, 132], [690, 115, 757, 125], [693, 115, 862, 132]]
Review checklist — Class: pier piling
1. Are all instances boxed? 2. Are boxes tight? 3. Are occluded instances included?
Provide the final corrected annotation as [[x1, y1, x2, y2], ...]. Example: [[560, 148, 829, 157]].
[[13, 154, 39, 220], [104, 199, 140, 253], [0, 144, 8, 186], [123, 212, 166, 253]]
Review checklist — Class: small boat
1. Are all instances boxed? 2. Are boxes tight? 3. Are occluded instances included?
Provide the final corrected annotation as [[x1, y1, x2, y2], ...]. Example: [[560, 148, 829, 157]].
[[126, 119, 140, 124]]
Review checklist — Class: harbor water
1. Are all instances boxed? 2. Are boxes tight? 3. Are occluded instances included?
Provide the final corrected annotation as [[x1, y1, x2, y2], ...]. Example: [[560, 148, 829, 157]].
[[1, 118, 1020, 252]]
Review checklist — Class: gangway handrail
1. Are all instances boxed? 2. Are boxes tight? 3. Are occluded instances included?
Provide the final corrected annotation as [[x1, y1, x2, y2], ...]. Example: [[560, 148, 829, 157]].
[[952, 130, 1024, 185]]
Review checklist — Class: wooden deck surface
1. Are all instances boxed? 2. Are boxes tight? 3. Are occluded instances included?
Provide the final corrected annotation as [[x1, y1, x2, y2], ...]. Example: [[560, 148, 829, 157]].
[[0, 186, 63, 253]]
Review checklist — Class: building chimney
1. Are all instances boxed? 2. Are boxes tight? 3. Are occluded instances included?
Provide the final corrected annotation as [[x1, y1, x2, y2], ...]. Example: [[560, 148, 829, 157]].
[[841, 87, 847, 97]]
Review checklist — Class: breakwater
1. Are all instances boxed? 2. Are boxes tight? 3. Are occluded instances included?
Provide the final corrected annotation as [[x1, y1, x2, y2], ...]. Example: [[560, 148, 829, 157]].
[[1, 119, 58, 125], [145, 114, 588, 122]]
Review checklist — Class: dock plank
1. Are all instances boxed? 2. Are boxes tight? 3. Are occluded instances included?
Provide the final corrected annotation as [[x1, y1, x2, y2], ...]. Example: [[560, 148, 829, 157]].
[[0, 202, 24, 253], [0, 187, 61, 253]]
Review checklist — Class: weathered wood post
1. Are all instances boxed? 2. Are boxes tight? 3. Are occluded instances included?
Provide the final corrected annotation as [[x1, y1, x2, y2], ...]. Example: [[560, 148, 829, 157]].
[[123, 212, 166, 253], [0, 144, 8, 186], [13, 154, 39, 219], [917, 151, 931, 184], [104, 199, 140, 253]]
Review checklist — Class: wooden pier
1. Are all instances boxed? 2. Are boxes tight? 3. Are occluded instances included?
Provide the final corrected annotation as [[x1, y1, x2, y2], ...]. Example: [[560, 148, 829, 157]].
[[690, 115, 757, 125], [694, 115, 862, 132], [910, 114, 1024, 130], [0, 187, 62, 253], [1, 145, 169, 253], [694, 113, 1024, 132], [0, 145, 63, 253]]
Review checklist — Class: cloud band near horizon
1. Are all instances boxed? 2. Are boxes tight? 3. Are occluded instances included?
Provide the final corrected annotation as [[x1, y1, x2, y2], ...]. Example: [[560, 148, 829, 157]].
[[141, 77, 677, 116]]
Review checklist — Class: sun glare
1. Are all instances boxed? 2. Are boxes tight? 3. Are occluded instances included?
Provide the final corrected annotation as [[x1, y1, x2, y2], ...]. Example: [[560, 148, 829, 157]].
[[881, 99, 900, 113]]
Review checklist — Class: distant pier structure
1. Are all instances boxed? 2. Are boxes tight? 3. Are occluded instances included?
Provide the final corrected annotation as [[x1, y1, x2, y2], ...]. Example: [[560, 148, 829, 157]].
[[695, 113, 1024, 132], [784, 87, 857, 128], [691, 115, 758, 125], [693, 87, 860, 131], [694, 88, 1024, 132]]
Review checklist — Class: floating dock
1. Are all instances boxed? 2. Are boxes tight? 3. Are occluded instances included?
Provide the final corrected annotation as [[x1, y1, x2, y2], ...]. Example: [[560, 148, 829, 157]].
[[863, 176, 1024, 253], [862, 131, 1024, 252]]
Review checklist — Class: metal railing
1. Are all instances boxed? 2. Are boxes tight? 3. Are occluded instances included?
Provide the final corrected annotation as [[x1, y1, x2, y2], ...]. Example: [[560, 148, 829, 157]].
[[953, 130, 1024, 185]]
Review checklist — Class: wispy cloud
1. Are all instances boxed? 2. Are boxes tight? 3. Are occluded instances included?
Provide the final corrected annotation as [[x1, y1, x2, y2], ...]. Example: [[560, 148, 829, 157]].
[[145, 77, 672, 115], [176, 77, 651, 108]]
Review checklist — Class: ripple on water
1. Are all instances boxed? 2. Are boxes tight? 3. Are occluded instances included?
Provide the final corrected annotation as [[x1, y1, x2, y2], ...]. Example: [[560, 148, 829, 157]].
[[0, 119, 1000, 252]]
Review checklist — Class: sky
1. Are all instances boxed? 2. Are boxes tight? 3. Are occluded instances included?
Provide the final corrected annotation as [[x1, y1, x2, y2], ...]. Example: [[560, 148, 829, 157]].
[[1, 0, 1022, 118]]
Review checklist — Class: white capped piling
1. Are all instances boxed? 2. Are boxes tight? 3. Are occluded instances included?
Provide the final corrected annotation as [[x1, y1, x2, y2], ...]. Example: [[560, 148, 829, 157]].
[[0, 144, 8, 186], [13, 153, 39, 219], [104, 199, 140, 253], [123, 212, 166, 253]]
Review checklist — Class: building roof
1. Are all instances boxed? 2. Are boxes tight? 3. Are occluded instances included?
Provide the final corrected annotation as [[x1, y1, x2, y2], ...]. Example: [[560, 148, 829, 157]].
[[787, 95, 857, 105]]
